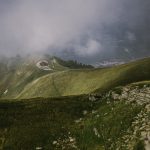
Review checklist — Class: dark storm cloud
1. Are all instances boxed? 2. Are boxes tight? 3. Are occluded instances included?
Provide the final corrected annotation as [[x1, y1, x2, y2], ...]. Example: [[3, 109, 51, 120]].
[[0, 0, 149, 61]]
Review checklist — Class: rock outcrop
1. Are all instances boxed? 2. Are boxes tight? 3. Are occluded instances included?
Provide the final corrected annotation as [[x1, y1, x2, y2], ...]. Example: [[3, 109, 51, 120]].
[[110, 84, 150, 149]]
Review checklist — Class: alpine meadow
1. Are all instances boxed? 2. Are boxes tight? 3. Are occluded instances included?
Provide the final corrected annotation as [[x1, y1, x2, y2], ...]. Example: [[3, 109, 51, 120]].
[[0, 0, 150, 150]]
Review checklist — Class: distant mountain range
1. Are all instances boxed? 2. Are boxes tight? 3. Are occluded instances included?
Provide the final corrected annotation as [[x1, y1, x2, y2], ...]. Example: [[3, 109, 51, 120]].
[[94, 60, 125, 68]]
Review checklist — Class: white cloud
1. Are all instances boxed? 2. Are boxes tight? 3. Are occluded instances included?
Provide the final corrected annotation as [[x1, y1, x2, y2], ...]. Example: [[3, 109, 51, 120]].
[[0, 0, 121, 56], [76, 39, 102, 56], [126, 32, 136, 41], [0, 0, 149, 60]]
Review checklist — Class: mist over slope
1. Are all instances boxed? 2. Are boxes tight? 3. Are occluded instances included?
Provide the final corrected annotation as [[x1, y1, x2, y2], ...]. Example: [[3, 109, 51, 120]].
[[0, 56, 150, 99], [0, 55, 92, 98]]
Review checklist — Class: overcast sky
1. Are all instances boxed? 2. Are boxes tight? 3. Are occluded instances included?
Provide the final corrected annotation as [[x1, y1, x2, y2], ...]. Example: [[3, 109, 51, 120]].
[[0, 0, 150, 62]]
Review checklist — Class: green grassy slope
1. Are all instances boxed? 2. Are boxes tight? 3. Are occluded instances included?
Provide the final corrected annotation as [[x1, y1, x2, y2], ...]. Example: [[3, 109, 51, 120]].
[[0, 56, 94, 99], [0, 56, 71, 99], [0, 57, 149, 149], [0, 62, 51, 99], [16, 57, 150, 99], [0, 81, 149, 150], [0, 96, 95, 150]]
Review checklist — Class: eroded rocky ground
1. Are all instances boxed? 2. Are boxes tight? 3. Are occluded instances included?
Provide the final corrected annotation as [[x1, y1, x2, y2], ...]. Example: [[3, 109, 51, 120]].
[[110, 84, 150, 149]]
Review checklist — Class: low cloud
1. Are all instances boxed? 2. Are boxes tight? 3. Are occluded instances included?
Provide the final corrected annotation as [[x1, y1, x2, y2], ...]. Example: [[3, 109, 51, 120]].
[[0, 0, 149, 61], [75, 39, 102, 56]]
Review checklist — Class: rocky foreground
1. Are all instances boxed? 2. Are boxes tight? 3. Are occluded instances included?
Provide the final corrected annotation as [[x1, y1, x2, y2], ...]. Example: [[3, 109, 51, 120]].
[[52, 83, 150, 150], [110, 83, 150, 149]]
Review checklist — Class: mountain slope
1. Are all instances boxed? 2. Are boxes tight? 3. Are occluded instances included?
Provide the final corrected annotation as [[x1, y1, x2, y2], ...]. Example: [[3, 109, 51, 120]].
[[0, 60, 51, 99], [0, 56, 92, 99], [16, 57, 150, 99], [0, 57, 150, 149], [0, 81, 149, 150]]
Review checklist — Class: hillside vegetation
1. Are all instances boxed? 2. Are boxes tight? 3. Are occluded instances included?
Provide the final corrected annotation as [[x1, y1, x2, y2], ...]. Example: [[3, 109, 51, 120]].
[[53, 56, 93, 69], [16, 57, 150, 99], [0, 55, 95, 99], [0, 57, 150, 149], [0, 82, 149, 150]]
